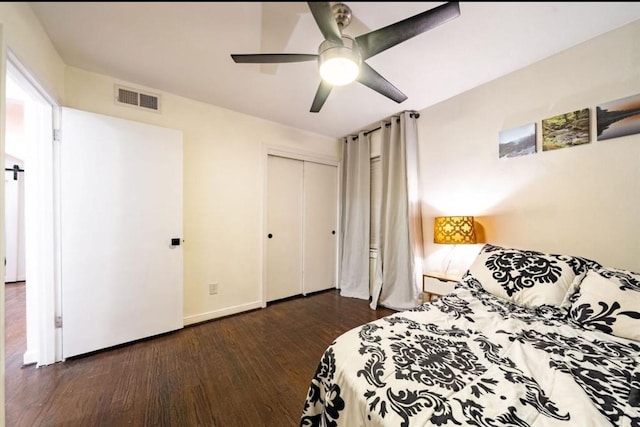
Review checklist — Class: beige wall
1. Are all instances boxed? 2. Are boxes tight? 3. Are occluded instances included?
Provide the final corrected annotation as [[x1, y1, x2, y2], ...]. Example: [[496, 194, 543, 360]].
[[0, 3, 65, 102], [420, 20, 640, 274], [64, 67, 339, 322]]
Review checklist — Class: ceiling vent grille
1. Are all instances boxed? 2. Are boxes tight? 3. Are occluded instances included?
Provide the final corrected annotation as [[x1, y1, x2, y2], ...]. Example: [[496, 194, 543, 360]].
[[115, 85, 161, 113]]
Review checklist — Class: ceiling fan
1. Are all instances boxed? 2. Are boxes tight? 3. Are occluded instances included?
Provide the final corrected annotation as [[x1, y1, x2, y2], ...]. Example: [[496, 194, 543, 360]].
[[231, 2, 461, 113]]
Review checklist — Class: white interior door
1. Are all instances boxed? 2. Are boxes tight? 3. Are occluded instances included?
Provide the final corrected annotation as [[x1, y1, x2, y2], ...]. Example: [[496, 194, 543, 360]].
[[60, 107, 183, 358], [303, 162, 337, 294], [266, 155, 303, 302]]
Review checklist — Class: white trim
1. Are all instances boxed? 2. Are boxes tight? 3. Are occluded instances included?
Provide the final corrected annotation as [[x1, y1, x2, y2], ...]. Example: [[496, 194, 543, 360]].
[[22, 350, 37, 366], [7, 50, 60, 106], [260, 145, 268, 308], [266, 145, 339, 166], [5, 51, 60, 366], [52, 105, 63, 363], [183, 301, 262, 326]]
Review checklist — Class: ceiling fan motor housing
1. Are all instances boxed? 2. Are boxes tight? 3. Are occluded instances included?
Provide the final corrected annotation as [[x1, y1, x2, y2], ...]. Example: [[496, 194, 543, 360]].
[[331, 3, 352, 29]]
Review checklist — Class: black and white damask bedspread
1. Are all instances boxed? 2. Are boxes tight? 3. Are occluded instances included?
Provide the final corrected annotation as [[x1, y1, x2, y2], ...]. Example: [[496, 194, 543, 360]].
[[300, 280, 640, 427]]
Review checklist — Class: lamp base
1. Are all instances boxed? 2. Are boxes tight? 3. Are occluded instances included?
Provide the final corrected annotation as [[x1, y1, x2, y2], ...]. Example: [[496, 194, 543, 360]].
[[441, 245, 458, 276]]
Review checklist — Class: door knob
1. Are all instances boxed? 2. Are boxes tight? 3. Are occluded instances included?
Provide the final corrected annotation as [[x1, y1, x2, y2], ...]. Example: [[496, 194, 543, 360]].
[[268, 233, 273, 238]]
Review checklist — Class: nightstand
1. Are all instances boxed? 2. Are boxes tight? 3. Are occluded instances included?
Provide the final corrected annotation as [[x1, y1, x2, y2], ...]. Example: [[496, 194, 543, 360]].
[[422, 272, 462, 302]]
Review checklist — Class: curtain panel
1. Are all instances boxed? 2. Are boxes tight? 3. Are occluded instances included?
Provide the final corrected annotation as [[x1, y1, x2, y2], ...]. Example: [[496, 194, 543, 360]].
[[338, 131, 371, 299], [370, 112, 423, 310]]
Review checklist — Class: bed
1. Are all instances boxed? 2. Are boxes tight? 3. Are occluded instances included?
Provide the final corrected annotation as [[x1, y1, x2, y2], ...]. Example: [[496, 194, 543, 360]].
[[300, 244, 640, 426]]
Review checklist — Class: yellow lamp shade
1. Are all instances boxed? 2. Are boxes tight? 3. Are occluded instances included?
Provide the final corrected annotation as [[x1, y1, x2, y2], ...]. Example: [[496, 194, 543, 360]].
[[434, 216, 477, 244]]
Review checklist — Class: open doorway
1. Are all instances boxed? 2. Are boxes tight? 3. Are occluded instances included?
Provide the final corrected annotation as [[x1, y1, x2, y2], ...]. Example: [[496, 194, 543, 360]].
[[4, 153, 25, 284], [4, 54, 59, 368], [4, 82, 28, 374]]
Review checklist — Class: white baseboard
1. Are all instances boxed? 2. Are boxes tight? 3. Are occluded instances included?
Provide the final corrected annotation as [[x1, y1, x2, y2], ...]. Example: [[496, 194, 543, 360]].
[[23, 349, 38, 366], [183, 301, 262, 326]]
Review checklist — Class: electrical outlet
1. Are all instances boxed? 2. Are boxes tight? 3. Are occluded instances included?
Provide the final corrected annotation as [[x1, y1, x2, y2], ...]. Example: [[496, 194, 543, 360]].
[[208, 283, 218, 295]]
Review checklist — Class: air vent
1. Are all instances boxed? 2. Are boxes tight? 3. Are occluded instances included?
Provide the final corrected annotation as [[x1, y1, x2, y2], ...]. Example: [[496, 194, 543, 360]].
[[115, 85, 161, 112], [139, 93, 159, 110]]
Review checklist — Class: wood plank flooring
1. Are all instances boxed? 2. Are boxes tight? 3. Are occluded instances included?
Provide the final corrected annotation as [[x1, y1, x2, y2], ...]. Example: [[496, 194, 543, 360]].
[[4, 283, 395, 426]]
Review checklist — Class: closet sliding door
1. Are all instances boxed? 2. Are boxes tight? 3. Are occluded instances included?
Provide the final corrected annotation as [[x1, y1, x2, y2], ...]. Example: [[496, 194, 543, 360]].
[[266, 156, 304, 302], [265, 155, 337, 303], [303, 161, 337, 294]]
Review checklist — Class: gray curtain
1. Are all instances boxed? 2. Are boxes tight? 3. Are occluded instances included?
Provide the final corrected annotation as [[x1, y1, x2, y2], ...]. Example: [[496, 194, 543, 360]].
[[338, 132, 371, 300], [370, 112, 423, 310]]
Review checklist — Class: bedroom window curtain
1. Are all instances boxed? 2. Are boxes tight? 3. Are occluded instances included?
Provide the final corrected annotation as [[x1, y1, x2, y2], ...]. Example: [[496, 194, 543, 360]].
[[338, 131, 371, 300], [370, 112, 424, 310]]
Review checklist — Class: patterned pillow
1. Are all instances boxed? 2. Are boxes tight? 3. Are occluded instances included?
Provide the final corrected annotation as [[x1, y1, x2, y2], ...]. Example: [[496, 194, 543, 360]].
[[467, 244, 599, 309], [569, 268, 640, 341]]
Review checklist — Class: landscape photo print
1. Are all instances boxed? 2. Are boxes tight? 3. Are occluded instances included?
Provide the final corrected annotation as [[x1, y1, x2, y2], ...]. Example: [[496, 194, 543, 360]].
[[542, 108, 590, 151], [596, 93, 640, 141], [499, 123, 536, 158]]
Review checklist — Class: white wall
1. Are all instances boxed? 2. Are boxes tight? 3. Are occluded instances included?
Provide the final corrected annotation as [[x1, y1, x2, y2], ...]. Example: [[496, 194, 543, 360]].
[[420, 19, 640, 274], [63, 67, 339, 323]]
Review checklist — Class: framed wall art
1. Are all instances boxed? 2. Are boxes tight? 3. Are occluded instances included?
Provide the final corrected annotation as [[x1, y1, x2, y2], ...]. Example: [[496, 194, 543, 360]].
[[498, 123, 536, 158], [596, 93, 640, 141], [542, 108, 590, 151]]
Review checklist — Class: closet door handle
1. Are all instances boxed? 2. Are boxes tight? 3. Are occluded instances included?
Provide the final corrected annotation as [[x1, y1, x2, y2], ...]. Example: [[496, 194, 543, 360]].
[[268, 233, 273, 239], [331, 230, 335, 235]]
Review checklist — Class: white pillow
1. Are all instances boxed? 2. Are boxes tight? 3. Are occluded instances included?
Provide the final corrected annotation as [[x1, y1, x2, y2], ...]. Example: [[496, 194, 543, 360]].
[[467, 244, 598, 309], [569, 268, 640, 341]]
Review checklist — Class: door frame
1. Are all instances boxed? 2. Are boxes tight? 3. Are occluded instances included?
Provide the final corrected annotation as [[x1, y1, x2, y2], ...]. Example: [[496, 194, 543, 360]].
[[5, 50, 61, 366], [261, 144, 340, 308]]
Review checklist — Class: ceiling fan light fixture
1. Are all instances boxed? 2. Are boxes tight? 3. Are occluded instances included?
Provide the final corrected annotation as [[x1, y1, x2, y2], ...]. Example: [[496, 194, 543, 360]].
[[318, 37, 361, 86], [319, 56, 359, 86]]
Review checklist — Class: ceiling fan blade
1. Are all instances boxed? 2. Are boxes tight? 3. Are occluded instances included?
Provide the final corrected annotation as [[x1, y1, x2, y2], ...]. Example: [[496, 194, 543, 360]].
[[310, 80, 333, 113], [357, 62, 407, 104], [231, 53, 317, 64], [355, 2, 460, 60], [307, 2, 343, 44]]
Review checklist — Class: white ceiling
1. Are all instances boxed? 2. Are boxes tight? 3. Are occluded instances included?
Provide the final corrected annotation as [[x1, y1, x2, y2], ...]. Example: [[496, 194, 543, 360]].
[[29, 2, 640, 139]]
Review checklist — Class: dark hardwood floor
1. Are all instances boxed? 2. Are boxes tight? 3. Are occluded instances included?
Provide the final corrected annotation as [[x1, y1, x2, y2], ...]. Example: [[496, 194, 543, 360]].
[[4, 283, 395, 426]]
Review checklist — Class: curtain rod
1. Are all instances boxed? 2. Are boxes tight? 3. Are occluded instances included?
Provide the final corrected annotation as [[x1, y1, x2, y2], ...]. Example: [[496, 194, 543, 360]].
[[347, 111, 420, 141]]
